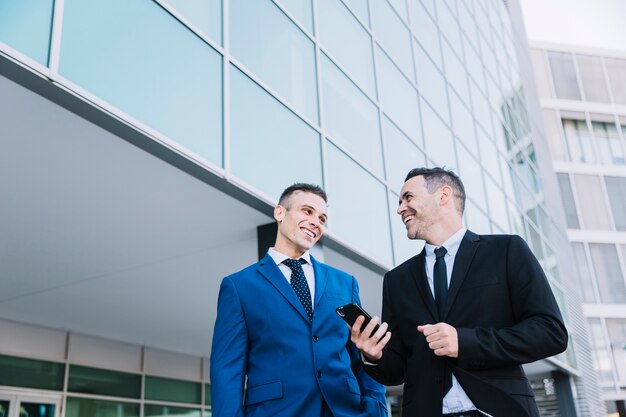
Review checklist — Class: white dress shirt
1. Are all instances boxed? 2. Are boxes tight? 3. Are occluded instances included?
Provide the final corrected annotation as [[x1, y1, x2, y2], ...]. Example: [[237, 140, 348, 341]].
[[268, 247, 316, 309], [424, 227, 482, 414]]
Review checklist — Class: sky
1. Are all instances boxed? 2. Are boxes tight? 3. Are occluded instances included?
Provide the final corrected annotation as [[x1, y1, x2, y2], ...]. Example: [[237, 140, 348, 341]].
[[520, 0, 626, 52]]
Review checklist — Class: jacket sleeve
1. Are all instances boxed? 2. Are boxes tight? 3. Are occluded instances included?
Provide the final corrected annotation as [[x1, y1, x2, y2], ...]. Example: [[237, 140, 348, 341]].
[[210, 277, 248, 417], [349, 277, 389, 416], [456, 235, 568, 370]]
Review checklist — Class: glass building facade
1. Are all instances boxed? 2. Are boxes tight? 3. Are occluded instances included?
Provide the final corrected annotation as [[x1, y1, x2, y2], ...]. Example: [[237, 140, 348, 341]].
[[531, 43, 626, 416], [0, 0, 602, 416]]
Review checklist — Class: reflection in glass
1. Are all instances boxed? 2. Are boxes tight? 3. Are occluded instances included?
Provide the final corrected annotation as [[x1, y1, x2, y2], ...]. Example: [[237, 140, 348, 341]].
[[326, 144, 392, 265], [68, 365, 141, 399], [371, 0, 414, 80], [0, 354, 65, 391], [317, 0, 376, 97], [230, 67, 322, 201], [562, 118, 596, 164], [590, 243, 626, 304], [145, 376, 202, 404], [229, 0, 318, 123], [163, 0, 222, 44], [0, 400, 8, 417], [59, 0, 223, 166], [592, 120, 624, 165], [376, 47, 420, 141], [383, 117, 425, 191], [0, 0, 54, 65], [19, 402, 55, 417], [320, 55, 383, 175], [144, 405, 201, 417], [66, 397, 139, 417], [572, 174, 611, 230]]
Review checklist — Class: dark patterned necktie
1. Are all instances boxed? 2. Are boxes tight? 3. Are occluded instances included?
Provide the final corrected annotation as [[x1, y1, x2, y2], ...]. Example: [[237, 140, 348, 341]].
[[283, 258, 313, 321], [434, 246, 452, 395]]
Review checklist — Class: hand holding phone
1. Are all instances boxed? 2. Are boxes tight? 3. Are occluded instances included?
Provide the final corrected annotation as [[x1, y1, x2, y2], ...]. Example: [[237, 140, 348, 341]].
[[336, 303, 380, 335]]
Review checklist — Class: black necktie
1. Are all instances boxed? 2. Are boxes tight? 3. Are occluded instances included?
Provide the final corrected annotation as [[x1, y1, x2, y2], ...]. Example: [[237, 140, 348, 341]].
[[283, 258, 313, 321], [434, 246, 452, 395]]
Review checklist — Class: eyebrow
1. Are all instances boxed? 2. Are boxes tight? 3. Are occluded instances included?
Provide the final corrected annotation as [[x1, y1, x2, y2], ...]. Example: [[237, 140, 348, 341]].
[[302, 204, 328, 220]]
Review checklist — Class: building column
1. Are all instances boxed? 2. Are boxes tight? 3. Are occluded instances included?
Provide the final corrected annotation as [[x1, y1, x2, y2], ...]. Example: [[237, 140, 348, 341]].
[[552, 371, 577, 416]]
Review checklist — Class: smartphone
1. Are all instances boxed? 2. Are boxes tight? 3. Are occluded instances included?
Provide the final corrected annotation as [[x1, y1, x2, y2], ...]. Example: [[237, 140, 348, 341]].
[[336, 303, 380, 334]]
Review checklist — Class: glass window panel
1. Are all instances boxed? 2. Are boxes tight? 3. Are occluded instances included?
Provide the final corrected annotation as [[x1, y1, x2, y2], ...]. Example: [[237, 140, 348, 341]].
[[606, 319, 626, 383], [317, 0, 376, 97], [592, 120, 625, 165], [571, 243, 596, 303], [0, 0, 54, 65], [605, 58, 626, 105], [562, 118, 596, 164], [376, 47, 420, 141], [469, 80, 491, 135], [464, 198, 491, 234], [371, 0, 414, 80], [577, 54, 609, 102], [464, 37, 484, 91], [277, 0, 313, 33], [204, 384, 211, 406], [441, 39, 469, 102], [479, 32, 497, 82], [229, 0, 318, 123], [19, 402, 55, 417], [456, 143, 487, 210], [59, 0, 223, 166], [383, 116, 426, 191], [556, 173, 580, 229], [144, 405, 201, 417], [547, 51, 581, 100], [66, 397, 139, 417], [68, 365, 141, 399], [605, 176, 626, 231], [587, 319, 614, 383], [388, 191, 422, 265], [320, 55, 383, 175], [525, 220, 544, 260], [0, 354, 64, 391], [458, 2, 478, 52], [388, 0, 408, 22], [437, 2, 462, 58], [589, 243, 626, 304], [484, 175, 509, 232], [449, 90, 477, 154], [162, 0, 222, 44], [542, 110, 568, 161], [415, 43, 448, 123], [326, 144, 392, 265], [421, 102, 455, 168], [145, 376, 201, 404], [230, 67, 322, 201], [0, 401, 8, 417], [572, 174, 611, 230], [342, 0, 369, 27], [410, 1, 441, 67], [477, 130, 500, 183]]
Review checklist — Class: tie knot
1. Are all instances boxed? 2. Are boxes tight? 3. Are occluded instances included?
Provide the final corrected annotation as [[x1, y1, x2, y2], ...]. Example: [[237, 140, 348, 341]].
[[282, 258, 306, 271], [435, 246, 447, 259]]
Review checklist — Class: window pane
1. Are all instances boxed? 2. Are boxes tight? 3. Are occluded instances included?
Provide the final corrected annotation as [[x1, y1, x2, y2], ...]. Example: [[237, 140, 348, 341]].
[[529, 49, 553, 98], [0, 354, 64, 391], [162, 0, 222, 44], [230, 67, 322, 201], [484, 175, 509, 233], [278, 0, 313, 33], [204, 384, 211, 406], [66, 397, 139, 417], [563, 118, 596, 164], [572, 174, 611, 230], [456, 142, 487, 210], [68, 365, 141, 398], [605, 176, 626, 231], [342, 0, 369, 27], [571, 243, 596, 303], [556, 173, 580, 229], [421, 102, 455, 168], [592, 120, 624, 165], [464, 198, 491, 234], [388, 191, 421, 265], [317, 0, 375, 97], [59, 0, 223, 166], [145, 376, 201, 404], [577, 55, 609, 102], [371, 0, 414, 80], [442, 39, 468, 102], [0, 0, 54, 65], [144, 405, 201, 417], [410, 1, 441, 66], [606, 319, 626, 383], [326, 144, 392, 265], [605, 58, 626, 105], [589, 243, 626, 304], [587, 319, 613, 383], [320, 55, 383, 175], [383, 117, 426, 191], [376, 47, 420, 141], [229, 0, 318, 123], [542, 110, 568, 161], [415, 43, 448, 123], [548, 51, 581, 100], [449, 90, 478, 155]]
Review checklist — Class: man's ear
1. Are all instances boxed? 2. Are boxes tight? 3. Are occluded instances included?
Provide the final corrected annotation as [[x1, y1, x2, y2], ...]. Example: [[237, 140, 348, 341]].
[[274, 205, 284, 222], [439, 185, 452, 205]]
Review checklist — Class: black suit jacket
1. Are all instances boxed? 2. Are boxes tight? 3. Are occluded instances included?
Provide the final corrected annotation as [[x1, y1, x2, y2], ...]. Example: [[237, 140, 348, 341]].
[[364, 231, 568, 417]]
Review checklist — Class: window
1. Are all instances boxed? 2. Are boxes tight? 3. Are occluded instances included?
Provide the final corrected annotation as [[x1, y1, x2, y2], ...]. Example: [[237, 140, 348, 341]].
[[0, 0, 54, 65], [382, 116, 426, 191], [542, 110, 568, 161], [571, 243, 596, 303], [415, 43, 448, 123], [66, 397, 139, 417], [605, 176, 626, 231], [278, 0, 313, 33], [572, 174, 611, 230], [556, 174, 580, 229], [162, 0, 222, 45], [144, 405, 201, 417], [371, 0, 414, 80], [605, 58, 626, 104], [562, 116, 596, 163], [68, 365, 141, 398], [530, 49, 553, 98], [591, 118, 625, 165], [577, 55, 610, 102], [145, 376, 201, 404], [606, 319, 626, 383], [0, 354, 64, 391], [388, 191, 420, 265], [587, 319, 614, 383], [548, 51, 581, 100], [421, 102, 456, 168], [589, 243, 626, 304], [410, 1, 442, 66]]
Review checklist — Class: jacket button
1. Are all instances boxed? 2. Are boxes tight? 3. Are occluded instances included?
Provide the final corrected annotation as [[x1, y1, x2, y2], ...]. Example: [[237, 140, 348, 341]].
[[313, 335, 319, 342], [316, 371, 322, 378]]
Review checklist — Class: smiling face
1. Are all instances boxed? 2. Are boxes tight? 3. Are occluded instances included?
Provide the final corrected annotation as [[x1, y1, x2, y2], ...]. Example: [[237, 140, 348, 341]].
[[274, 191, 328, 258], [397, 175, 440, 242]]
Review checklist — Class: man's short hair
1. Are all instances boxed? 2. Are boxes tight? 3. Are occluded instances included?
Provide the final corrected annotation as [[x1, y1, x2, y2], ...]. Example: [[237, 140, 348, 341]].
[[278, 183, 328, 208], [405, 167, 466, 214]]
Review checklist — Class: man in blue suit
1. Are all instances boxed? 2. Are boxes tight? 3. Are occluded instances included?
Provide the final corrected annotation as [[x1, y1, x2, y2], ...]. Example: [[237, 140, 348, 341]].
[[210, 183, 388, 417]]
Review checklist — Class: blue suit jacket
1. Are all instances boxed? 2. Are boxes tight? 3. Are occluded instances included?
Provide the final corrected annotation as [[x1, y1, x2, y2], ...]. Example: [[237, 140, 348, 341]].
[[210, 253, 387, 417]]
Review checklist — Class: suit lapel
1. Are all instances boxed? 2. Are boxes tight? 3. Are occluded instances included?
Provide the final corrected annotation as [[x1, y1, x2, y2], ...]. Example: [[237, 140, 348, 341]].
[[257, 253, 310, 323], [409, 249, 438, 321], [443, 230, 480, 319], [311, 256, 327, 310]]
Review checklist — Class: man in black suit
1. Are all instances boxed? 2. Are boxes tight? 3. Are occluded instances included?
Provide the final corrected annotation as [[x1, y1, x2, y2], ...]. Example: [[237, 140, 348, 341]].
[[350, 167, 568, 417]]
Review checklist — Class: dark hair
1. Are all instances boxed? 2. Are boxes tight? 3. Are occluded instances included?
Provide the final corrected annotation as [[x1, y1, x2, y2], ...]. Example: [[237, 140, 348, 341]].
[[279, 183, 328, 208], [405, 167, 466, 214]]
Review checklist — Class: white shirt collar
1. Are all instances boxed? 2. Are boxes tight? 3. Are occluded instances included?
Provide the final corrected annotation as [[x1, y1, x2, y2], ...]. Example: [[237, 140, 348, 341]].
[[268, 247, 312, 266], [424, 227, 467, 258]]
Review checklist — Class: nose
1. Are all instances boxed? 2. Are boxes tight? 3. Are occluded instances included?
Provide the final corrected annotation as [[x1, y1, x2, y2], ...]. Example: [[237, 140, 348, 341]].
[[397, 201, 406, 216]]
